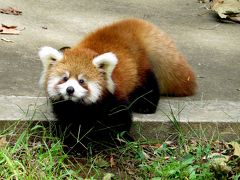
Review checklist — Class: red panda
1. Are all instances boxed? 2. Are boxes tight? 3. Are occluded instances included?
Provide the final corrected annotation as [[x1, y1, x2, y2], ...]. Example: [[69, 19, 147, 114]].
[[39, 18, 197, 152]]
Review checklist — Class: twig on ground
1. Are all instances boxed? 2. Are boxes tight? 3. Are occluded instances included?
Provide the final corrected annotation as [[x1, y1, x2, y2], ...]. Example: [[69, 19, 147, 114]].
[[1, 37, 14, 43]]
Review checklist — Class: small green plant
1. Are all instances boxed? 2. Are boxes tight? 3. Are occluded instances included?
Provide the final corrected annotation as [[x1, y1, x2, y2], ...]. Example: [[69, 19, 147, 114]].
[[0, 122, 80, 179], [139, 143, 214, 179]]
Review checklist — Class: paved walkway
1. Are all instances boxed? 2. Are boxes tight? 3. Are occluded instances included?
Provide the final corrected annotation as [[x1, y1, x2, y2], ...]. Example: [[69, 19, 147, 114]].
[[0, 0, 239, 140]]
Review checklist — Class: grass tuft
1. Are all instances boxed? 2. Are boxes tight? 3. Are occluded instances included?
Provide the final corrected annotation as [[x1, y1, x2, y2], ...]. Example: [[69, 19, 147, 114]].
[[0, 122, 80, 179], [0, 122, 239, 179], [0, 106, 239, 179]]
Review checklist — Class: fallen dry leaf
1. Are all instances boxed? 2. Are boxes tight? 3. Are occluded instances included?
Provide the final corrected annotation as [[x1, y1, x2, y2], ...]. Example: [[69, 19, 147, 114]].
[[103, 173, 115, 180], [0, 7, 22, 15], [1, 24, 17, 29], [153, 143, 162, 148], [0, 137, 7, 148], [210, 0, 240, 22], [228, 141, 240, 157], [110, 154, 116, 168], [0, 24, 20, 35], [209, 153, 231, 173], [229, 15, 240, 22]]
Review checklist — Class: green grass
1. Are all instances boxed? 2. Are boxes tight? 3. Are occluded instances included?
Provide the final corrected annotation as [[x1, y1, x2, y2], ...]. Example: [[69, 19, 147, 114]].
[[0, 124, 80, 179], [4, 96, 236, 179], [0, 120, 239, 179]]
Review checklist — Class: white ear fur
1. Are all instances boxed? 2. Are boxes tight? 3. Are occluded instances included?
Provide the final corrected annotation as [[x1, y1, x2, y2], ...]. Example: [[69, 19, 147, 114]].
[[38, 46, 63, 88], [92, 52, 118, 93], [38, 46, 63, 68]]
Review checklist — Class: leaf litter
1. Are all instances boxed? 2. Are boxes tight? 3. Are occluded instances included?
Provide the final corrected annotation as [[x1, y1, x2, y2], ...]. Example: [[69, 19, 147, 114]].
[[2, 129, 240, 179], [210, 0, 240, 23], [0, 7, 22, 15], [0, 7, 23, 42], [0, 24, 20, 35], [0, 136, 7, 148]]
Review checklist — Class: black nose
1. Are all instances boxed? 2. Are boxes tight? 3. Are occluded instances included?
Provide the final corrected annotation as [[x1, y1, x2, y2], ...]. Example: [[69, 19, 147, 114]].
[[66, 86, 74, 95]]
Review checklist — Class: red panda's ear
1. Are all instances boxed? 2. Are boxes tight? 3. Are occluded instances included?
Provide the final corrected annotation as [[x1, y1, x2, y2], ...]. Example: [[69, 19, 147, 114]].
[[38, 46, 63, 69], [92, 52, 118, 93], [38, 47, 64, 88], [58, 46, 71, 53], [92, 52, 118, 76]]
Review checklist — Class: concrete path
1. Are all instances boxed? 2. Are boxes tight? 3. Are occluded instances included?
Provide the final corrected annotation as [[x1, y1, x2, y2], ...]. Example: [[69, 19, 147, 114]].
[[0, 1, 239, 140]]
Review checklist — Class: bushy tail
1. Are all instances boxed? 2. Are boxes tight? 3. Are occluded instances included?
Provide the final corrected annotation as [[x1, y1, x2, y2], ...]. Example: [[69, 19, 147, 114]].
[[136, 19, 197, 96]]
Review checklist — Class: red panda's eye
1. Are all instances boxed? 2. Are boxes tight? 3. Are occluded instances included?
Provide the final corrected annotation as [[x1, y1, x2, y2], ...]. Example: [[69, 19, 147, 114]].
[[63, 76, 68, 82], [50, 57, 56, 61], [99, 63, 105, 69], [78, 79, 84, 84]]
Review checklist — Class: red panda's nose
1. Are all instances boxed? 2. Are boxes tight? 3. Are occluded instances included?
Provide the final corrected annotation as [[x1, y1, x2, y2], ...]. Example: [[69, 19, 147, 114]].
[[66, 86, 75, 95]]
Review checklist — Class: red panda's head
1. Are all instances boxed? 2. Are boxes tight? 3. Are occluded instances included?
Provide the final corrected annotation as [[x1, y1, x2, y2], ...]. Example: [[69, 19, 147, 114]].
[[38, 46, 118, 104]]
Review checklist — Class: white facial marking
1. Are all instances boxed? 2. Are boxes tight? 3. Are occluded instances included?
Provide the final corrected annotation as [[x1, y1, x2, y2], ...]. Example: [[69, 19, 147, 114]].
[[47, 74, 102, 104], [38, 46, 63, 88], [92, 52, 118, 94], [86, 82, 102, 104], [58, 79, 88, 101], [47, 76, 62, 100]]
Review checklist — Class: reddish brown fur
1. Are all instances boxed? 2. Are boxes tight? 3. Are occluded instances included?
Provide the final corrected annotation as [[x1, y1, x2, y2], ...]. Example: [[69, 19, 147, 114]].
[[132, 19, 197, 96], [75, 20, 153, 100], [76, 18, 197, 97], [52, 18, 197, 99]]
